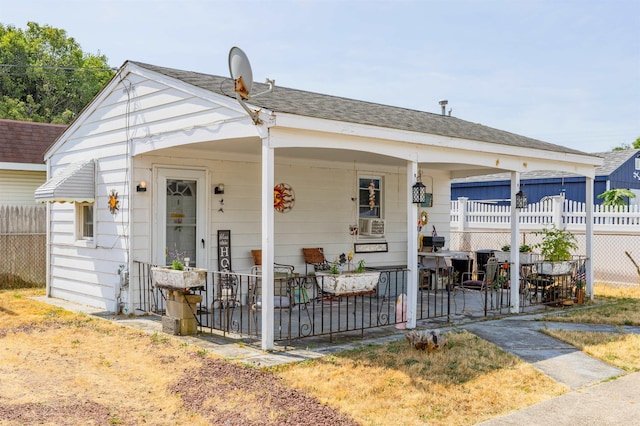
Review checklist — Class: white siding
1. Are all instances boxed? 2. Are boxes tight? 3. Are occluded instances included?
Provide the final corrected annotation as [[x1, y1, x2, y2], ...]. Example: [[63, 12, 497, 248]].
[[132, 151, 451, 277], [0, 170, 46, 205], [46, 69, 257, 311]]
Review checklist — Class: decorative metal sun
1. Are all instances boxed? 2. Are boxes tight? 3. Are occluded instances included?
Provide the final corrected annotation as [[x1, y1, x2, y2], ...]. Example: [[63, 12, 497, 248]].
[[273, 183, 295, 213], [108, 189, 119, 214]]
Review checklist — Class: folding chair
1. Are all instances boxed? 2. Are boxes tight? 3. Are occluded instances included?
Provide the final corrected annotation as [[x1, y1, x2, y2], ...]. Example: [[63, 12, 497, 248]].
[[250, 249, 295, 277], [302, 248, 333, 299], [302, 248, 331, 275], [460, 257, 500, 315], [249, 249, 295, 312]]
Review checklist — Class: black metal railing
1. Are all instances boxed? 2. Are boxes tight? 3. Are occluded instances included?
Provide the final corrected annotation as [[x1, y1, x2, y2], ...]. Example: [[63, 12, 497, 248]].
[[133, 259, 585, 343]]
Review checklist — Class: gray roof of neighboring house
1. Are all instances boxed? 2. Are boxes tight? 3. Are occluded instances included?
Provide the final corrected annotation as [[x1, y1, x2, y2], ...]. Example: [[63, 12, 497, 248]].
[[451, 149, 640, 183], [130, 61, 594, 157]]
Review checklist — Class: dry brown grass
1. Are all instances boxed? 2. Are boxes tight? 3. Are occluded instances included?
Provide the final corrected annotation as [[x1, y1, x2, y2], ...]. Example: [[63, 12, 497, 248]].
[[544, 283, 640, 326], [277, 331, 566, 425], [0, 289, 211, 425], [540, 283, 640, 373], [0, 289, 362, 425], [543, 330, 640, 372], [5, 283, 638, 426]]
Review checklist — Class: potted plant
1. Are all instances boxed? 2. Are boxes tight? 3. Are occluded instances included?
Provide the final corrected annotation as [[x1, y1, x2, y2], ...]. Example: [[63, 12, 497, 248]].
[[493, 274, 509, 290], [494, 243, 536, 264], [151, 248, 207, 289], [534, 225, 578, 275], [316, 252, 380, 295]]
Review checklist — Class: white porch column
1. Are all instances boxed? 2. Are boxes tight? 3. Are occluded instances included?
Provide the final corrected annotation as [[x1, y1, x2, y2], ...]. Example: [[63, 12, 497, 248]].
[[585, 176, 594, 300], [406, 161, 419, 329], [261, 137, 275, 351], [509, 172, 521, 313]]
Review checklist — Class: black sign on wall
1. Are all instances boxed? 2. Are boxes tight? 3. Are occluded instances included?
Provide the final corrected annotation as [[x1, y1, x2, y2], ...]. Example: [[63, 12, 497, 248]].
[[217, 230, 232, 271]]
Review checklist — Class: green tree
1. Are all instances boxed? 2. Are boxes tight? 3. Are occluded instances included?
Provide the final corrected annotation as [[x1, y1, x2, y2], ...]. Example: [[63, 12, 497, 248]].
[[597, 188, 636, 207], [0, 22, 114, 124], [612, 137, 640, 151]]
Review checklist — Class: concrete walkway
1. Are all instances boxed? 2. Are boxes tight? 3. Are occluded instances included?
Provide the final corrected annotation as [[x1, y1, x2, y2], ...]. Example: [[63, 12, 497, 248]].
[[464, 317, 640, 425], [462, 318, 633, 390], [34, 296, 640, 425]]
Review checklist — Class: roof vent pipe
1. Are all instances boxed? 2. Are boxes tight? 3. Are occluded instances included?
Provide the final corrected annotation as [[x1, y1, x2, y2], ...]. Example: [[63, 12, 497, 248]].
[[439, 99, 448, 116]]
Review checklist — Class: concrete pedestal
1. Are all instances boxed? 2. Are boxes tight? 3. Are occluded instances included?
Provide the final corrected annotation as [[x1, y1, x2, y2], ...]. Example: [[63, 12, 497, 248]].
[[163, 291, 202, 335]]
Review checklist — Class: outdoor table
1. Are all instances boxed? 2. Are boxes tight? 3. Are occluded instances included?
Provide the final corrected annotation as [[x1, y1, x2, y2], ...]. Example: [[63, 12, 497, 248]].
[[418, 250, 472, 290]]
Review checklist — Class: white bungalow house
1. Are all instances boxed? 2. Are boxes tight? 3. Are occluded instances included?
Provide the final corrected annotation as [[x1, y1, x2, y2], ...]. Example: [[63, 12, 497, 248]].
[[35, 59, 602, 350]]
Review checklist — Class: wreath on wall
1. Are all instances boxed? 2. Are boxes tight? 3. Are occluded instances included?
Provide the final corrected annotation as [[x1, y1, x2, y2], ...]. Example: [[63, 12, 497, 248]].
[[274, 183, 295, 213]]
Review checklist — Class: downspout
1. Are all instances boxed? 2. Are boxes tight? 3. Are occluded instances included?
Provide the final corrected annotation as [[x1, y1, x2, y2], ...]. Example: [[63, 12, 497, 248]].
[[119, 75, 134, 315]]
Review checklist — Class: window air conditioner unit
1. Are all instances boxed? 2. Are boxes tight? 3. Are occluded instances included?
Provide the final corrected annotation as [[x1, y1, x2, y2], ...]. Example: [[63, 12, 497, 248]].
[[359, 218, 385, 236]]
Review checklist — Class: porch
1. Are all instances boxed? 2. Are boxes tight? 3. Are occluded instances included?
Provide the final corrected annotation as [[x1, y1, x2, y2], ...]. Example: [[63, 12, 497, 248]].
[[133, 259, 584, 345]]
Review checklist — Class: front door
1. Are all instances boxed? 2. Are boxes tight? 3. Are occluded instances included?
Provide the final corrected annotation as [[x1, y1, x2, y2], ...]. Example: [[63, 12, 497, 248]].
[[156, 168, 207, 268]]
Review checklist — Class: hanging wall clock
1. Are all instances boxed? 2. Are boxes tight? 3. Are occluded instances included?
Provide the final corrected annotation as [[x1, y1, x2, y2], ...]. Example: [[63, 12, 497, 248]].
[[274, 183, 295, 213], [108, 189, 120, 214]]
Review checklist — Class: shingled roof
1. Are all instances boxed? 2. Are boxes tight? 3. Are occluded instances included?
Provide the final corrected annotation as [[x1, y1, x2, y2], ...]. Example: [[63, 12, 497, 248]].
[[0, 119, 66, 165], [130, 62, 591, 157]]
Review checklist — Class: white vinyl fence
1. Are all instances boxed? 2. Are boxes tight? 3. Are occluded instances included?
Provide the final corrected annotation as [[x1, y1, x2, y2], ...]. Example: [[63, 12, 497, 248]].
[[450, 197, 640, 286]]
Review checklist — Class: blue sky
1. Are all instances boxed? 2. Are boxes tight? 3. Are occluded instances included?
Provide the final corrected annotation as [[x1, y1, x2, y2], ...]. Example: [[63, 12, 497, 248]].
[[4, 0, 639, 153]]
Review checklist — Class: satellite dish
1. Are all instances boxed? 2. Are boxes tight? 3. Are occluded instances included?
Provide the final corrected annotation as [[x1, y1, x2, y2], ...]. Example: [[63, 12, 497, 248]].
[[227, 46, 275, 125], [228, 46, 253, 100]]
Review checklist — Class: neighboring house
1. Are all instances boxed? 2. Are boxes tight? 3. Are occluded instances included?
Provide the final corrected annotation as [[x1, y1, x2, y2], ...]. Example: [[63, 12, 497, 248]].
[[34, 59, 602, 349], [0, 119, 66, 205], [0, 120, 66, 286], [451, 149, 640, 205]]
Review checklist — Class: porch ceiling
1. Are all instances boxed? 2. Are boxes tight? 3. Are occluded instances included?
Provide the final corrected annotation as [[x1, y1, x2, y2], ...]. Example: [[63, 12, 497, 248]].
[[149, 139, 499, 176]]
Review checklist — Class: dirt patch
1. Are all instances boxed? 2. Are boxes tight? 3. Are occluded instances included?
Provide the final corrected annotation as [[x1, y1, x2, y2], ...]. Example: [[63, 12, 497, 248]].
[[170, 356, 358, 425]]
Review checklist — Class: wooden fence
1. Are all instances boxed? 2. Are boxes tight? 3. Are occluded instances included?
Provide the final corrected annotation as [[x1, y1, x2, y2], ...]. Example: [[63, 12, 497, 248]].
[[0, 205, 46, 286]]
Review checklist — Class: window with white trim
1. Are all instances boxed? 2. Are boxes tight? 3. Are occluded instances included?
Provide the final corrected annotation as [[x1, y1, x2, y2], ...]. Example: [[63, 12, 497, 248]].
[[76, 203, 94, 241], [357, 175, 386, 238], [358, 175, 383, 218]]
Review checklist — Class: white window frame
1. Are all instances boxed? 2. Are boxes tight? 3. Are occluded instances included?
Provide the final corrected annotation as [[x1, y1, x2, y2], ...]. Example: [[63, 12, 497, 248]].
[[358, 174, 384, 219], [75, 202, 96, 247]]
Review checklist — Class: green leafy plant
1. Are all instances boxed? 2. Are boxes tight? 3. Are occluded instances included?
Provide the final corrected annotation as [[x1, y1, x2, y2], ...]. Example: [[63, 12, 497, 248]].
[[171, 260, 184, 270], [168, 246, 187, 270], [534, 225, 578, 262], [500, 244, 533, 253], [330, 260, 340, 274], [597, 188, 636, 207], [519, 244, 533, 253], [331, 253, 366, 273], [493, 274, 509, 290], [357, 259, 366, 273]]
